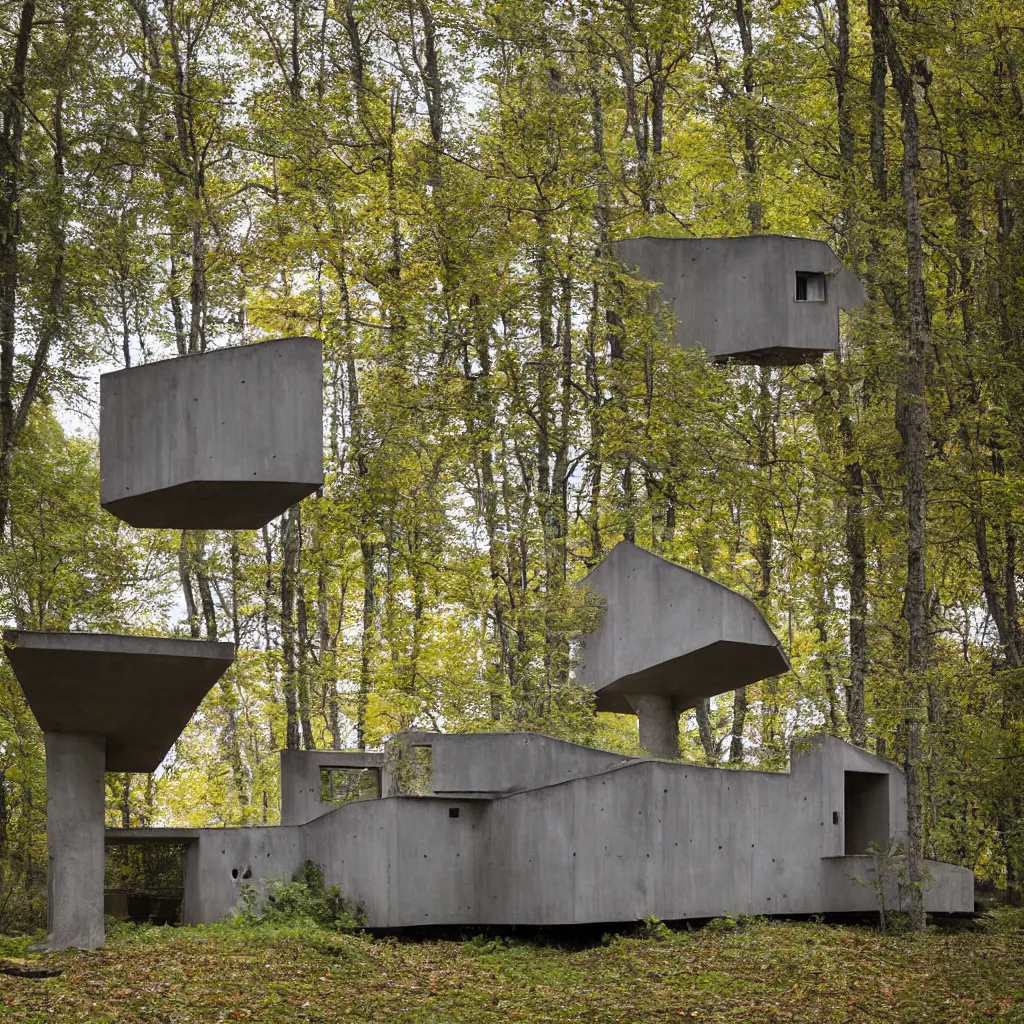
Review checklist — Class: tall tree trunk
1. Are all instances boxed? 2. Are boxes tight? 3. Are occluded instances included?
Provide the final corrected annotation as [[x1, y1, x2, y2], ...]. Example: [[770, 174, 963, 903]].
[[882, 5, 930, 933]]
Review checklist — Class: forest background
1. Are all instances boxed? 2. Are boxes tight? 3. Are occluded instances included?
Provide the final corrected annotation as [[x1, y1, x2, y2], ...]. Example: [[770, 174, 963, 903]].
[[0, 0, 1021, 930]]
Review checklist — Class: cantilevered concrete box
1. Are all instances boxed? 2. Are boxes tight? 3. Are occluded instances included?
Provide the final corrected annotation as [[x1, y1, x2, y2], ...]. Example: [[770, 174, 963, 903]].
[[615, 235, 865, 365], [578, 542, 790, 714], [100, 337, 323, 530]]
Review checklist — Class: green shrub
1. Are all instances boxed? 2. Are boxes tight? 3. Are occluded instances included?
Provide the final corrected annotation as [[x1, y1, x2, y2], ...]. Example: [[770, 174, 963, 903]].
[[237, 860, 365, 930]]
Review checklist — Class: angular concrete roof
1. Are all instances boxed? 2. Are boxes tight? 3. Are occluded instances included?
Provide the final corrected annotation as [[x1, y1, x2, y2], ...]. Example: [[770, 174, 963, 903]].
[[100, 336, 324, 530], [3, 631, 235, 772], [577, 542, 789, 713], [615, 235, 865, 365]]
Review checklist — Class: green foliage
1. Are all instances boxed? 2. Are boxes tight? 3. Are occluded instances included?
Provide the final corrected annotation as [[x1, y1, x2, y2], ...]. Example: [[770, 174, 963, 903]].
[[236, 861, 365, 931]]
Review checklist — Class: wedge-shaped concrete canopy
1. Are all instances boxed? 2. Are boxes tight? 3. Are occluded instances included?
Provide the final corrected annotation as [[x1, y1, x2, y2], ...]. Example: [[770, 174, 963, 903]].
[[2, 631, 235, 772], [578, 542, 789, 713], [100, 336, 324, 530], [615, 235, 865, 365]]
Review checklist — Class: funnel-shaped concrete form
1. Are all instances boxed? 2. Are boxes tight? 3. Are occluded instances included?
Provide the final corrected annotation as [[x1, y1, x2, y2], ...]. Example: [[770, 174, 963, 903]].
[[615, 235, 865, 365], [100, 336, 323, 530], [3, 631, 236, 772], [578, 542, 789, 756], [3, 631, 234, 950]]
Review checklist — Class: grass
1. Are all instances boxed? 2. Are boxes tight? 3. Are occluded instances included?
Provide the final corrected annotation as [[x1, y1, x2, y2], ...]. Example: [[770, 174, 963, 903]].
[[0, 912, 1022, 1022]]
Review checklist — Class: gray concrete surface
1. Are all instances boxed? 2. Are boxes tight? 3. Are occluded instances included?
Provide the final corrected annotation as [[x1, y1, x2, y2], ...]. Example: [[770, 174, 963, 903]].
[[627, 695, 681, 759], [280, 749, 385, 825], [578, 541, 789, 714], [124, 732, 973, 929], [100, 336, 324, 529], [46, 732, 106, 950], [615, 235, 865, 364], [4, 631, 235, 772]]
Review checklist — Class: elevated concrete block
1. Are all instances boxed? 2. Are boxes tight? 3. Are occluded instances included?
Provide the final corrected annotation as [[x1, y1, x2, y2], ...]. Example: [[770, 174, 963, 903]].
[[4, 631, 235, 772], [616, 235, 865, 365], [578, 541, 789, 715], [100, 337, 324, 529]]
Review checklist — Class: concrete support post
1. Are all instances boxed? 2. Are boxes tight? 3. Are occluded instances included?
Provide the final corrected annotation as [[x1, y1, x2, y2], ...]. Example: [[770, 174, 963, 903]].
[[45, 732, 106, 950], [629, 696, 679, 759]]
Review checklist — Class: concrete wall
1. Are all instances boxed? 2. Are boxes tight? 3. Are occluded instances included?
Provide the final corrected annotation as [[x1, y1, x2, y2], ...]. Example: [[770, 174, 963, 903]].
[[100, 337, 323, 529], [173, 733, 973, 929], [280, 749, 385, 825], [615, 235, 865, 365], [182, 826, 305, 925], [398, 731, 636, 795]]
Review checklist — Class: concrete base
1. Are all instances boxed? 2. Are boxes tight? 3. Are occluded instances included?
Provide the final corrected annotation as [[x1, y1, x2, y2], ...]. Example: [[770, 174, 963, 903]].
[[628, 695, 679, 759], [46, 732, 105, 950], [120, 732, 975, 929]]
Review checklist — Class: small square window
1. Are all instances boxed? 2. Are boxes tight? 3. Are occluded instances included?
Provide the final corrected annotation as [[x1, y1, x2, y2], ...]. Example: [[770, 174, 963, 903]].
[[795, 272, 826, 302]]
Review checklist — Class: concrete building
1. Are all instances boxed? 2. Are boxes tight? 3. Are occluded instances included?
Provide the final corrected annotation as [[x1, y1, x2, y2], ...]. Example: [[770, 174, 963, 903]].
[[4, 327, 975, 948], [107, 731, 973, 928], [615, 235, 865, 364], [3, 631, 234, 950], [100, 336, 324, 530], [578, 542, 789, 758]]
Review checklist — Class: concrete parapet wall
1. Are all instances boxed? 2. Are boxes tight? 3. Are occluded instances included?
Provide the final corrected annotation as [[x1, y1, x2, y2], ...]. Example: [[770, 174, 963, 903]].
[[167, 733, 973, 929], [280, 749, 385, 826]]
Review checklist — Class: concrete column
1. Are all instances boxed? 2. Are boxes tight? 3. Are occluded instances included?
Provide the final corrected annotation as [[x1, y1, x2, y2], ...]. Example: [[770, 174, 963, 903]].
[[45, 732, 106, 950], [628, 696, 679, 759]]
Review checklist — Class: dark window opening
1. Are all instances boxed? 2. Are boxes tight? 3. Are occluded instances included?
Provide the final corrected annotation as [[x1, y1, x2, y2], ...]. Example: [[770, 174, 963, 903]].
[[104, 842, 185, 926], [319, 766, 381, 806], [449, 807, 460, 819], [844, 771, 889, 854], [795, 272, 826, 302]]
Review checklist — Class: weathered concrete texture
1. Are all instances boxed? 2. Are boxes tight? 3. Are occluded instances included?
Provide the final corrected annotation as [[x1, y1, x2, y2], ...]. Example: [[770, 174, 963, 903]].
[[578, 542, 789, 715], [135, 732, 973, 929], [627, 695, 681, 759], [615, 235, 866, 365], [395, 730, 635, 795], [4, 631, 235, 772], [280, 749, 385, 826], [46, 732, 106, 950], [100, 337, 324, 529], [181, 826, 305, 925]]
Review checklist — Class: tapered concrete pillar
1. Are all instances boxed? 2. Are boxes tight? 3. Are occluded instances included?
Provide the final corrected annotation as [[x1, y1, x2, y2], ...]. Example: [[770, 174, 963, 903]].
[[628, 695, 679, 759], [45, 732, 106, 950]]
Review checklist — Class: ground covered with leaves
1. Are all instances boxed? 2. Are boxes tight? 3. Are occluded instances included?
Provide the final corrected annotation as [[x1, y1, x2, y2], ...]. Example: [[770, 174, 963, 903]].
[[1, 914, 1022, 1023]]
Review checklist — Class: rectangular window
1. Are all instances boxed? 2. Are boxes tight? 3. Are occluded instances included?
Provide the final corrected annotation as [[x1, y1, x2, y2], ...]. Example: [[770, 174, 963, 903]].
[[319, 766, 381, 806], [795, 272, 826, 302]]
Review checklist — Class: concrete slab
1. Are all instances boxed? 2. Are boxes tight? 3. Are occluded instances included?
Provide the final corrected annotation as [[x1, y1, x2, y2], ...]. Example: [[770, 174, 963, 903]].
[[100, 336, 324, 529], [615, 235, 865, 365], [578, 541, 789, 714], [3, 631, 235, 772]]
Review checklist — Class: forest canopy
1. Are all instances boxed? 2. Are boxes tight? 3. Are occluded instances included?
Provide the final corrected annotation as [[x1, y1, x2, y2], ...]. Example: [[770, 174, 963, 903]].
[[0, 0, 1022, 929]]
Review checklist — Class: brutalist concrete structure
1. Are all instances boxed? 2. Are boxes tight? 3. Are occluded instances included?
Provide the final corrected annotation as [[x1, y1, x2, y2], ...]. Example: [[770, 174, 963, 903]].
[[107, 732, 973, 927], [578, 542, 789, 758], [100, 336, 324, 529], [4, 335, 325, 950], [615, 235, 866, 364], [3, 631, 234, 949]]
